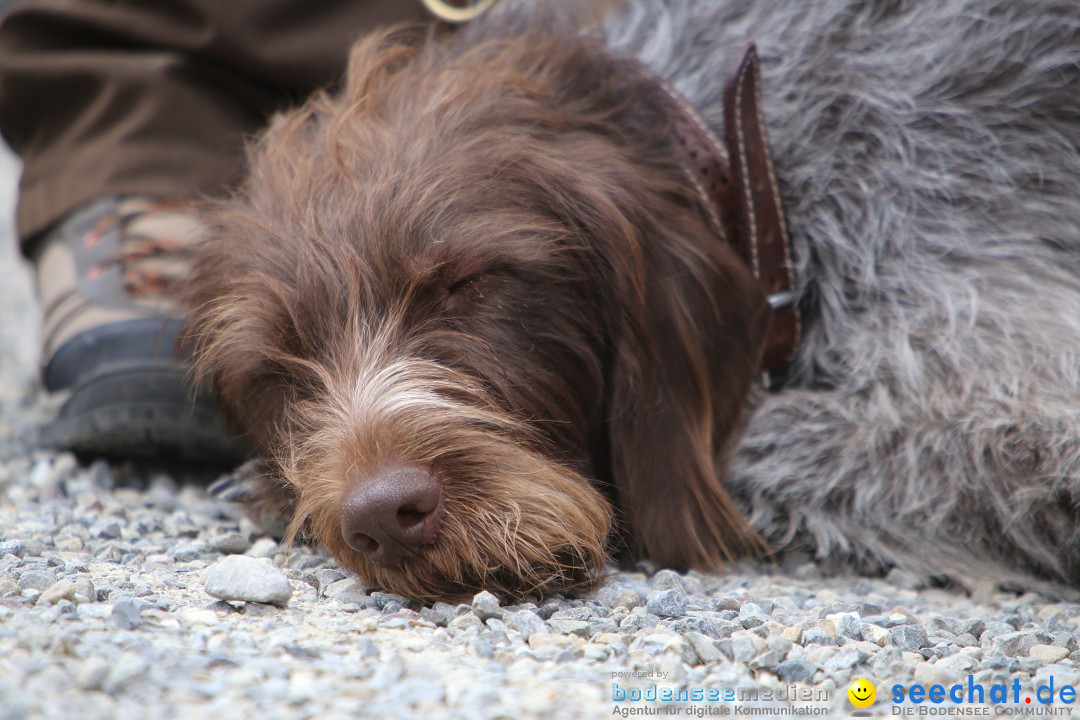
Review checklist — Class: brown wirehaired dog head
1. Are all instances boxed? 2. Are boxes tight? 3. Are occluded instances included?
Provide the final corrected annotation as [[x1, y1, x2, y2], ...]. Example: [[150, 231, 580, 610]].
[[184, 24, 770, 600]]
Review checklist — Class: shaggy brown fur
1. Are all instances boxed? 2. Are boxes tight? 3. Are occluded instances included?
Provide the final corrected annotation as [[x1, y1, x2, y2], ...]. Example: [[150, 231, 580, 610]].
[[184, 23, 770, 599]]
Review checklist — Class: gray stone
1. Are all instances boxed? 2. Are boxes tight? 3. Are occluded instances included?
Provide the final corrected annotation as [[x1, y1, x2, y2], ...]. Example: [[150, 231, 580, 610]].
[[324, 578, 359, 598], [831, 612, 864, 641], [420, 602, 455, 627], [0, 540, 25, 558], [537, 603, 560, 620], [21, 540, 45, 558], [646, 589, 687, 618], [171, 541, 207, 563], [1034, 664, 1080, 690], [776, 657, 818, 683], [315, 569, 349, 594], [914, 663, 961, 687], [37, 579, 76, 605], [728, 631, 766, 663], [990, 630, 1040, 657], [471, 637, 494, 658], [0, 554, 21, 575], [922, 615, 960, 637], [110, 598, 145, 629], [370, 592, 409, 610], [471, 590, 503, 621], [669, 615, 724, 639], [239, 602, 280, 617], [103, 654, 149, 694], [202, 555, 293, 607], [651, 569, 687, 592], [751, 637, 795, 672], [327, 581, 375, 609], [979, 621, 1016, 641], [715, 595, 742, 612], [17, 570, 55, 592], [1050, 631, 1077, 651], [685, 631, 723, 664], [937, 652, 978, 673], [508, 610, 547, 639], [823, 646, 870, 675], [633, 632, 695, 664], [1029, 644, 1068, 663], [550, 606, 595, 622], [802, 627, 837, 646], [954, 633, 979, 647], [980, 651, 1012, 671], [548, 618, 590, 638], [72, 576, 94, 604], [91, 521, 123, 539], [245, 538, 279, 558], [890, 624, 929, 651], [739, 602, 769, 628], [872, 646, 908, 677], [591, 586, 623, 607], [746, 597, 776, 615], [355, 637, 380, 659], [75, 657, 112, 690], [449, 613, 482, 633], [206, 600, 241, 614], [588, 617, 618, 635], [209, 533, 251, 555]]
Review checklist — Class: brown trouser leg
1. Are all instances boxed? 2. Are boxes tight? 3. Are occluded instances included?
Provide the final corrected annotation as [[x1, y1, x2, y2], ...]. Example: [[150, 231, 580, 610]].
[[0, 0, 431, 248]]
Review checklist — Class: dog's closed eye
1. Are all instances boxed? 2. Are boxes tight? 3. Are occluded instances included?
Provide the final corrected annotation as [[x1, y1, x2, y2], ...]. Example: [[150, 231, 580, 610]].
[[444, 272, 488, 310]]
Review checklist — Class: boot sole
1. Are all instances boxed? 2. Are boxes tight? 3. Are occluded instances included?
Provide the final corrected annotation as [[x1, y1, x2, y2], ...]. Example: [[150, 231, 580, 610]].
[[40, 368, 249, 465]]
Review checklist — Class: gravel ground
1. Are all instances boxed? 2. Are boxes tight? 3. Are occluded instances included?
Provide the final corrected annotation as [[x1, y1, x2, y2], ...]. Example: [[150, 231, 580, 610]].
[[2, 144, 1079, 720]]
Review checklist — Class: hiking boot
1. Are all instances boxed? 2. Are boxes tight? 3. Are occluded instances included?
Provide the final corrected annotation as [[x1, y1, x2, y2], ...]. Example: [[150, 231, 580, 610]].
[[32, 196, 246, 464]]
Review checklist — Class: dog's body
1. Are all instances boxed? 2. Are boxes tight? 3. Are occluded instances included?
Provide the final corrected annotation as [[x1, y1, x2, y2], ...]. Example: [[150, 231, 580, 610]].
[[186, 0, 1080, 599]]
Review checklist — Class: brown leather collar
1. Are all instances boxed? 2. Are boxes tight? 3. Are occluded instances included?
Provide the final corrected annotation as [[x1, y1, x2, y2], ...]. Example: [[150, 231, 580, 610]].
[[652, 43, 800, 379]]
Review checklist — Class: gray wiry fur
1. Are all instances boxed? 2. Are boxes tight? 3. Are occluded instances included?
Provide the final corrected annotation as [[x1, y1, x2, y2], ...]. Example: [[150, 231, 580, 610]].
[[604, 0, 1080, 589]]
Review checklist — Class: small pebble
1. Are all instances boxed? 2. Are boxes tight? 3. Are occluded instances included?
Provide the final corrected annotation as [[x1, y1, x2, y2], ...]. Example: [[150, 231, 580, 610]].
[[645, 589, 687, 618], [202, 555, 293, 607], [508, 610, 547, 639], [890, 624, 929, 652], [1029, 644, 1068, 663], [548, 618, 590, 638], [37, 579, 76, 605], [739, 602, 768, 628], [72, 577, 95, 604], [209, 533, 251, 555], [110, 598, 145, 630], [471, 591, 503, 621], [17, 570, 55, 593]]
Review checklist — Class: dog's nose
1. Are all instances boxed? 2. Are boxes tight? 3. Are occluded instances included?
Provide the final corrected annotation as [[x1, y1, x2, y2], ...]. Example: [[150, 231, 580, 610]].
[[340, 465, 444, 566]]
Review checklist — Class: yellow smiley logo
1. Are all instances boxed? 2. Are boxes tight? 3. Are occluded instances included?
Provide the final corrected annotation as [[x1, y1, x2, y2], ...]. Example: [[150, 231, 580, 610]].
[[848, 678, 876, 708]]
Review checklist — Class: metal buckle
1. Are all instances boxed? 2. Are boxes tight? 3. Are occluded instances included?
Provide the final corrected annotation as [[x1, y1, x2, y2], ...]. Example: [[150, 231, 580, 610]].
[[767, 289, 795, 310], [421, 0, 497, 23]]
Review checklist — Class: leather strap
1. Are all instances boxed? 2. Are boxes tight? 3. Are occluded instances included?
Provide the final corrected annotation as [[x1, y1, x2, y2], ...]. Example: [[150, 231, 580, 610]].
[[722, 43, 799, 376], [657, 43, 799, 377]]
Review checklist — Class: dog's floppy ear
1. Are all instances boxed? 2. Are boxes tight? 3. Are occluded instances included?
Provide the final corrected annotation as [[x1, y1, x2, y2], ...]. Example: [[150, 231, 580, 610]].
[[605, 210, 771, 570]]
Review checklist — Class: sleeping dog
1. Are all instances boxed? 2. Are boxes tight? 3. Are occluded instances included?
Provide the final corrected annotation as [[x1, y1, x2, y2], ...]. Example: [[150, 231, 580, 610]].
[[186, 0, 1080, 599]]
